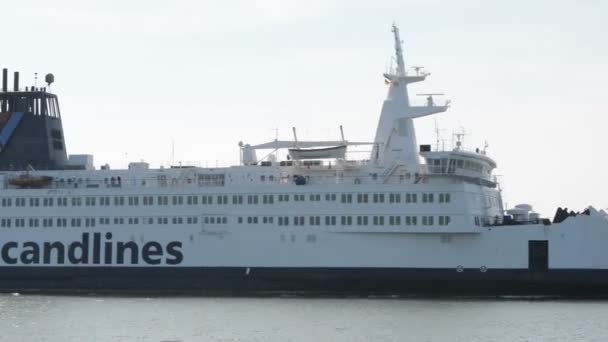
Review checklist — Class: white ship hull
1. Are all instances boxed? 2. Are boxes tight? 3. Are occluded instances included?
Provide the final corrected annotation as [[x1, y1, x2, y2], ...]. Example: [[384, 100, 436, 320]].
[[0, 196, 606, 295]]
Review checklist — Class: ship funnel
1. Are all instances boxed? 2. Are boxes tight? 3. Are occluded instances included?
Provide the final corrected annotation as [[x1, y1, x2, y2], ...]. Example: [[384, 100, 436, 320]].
[[13, 72, 19, 92], [2, 68, 6, 93]]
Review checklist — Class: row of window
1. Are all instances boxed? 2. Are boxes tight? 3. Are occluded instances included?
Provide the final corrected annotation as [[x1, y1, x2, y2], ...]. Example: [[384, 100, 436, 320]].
[[0, 192, 453, 208], [0, 214, 453, 228], [0, 193, 451, 207], [247, 215, 452, 227], [0, 216, 203, 228]]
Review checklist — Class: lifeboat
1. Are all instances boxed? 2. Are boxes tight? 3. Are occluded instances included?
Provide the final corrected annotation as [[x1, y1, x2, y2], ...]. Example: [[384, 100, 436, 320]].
[[8, 174, 53, 188], [288, 145, 347, 160]]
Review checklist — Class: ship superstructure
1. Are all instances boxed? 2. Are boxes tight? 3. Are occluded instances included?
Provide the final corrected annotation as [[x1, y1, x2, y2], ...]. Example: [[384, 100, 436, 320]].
[[0, 25, 606, 295]]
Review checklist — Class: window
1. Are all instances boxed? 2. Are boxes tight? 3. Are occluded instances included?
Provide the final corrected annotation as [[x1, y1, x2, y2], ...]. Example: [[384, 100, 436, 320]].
[[389, 193, 401, 203], [308, 194, 321, 202], [247, 195, 259, 204], [405, 216, 418, 226], [86, 197, 97, 206], [340, 216, 352, 225], [373, 216, 384, 226], [197, 174, 225, 186], [389, 216, 401, 226], [422, 216, 434, 226], [217, 195, 228, 205], [127, 196, 138, 206], [172, 196, 183, 205], [186, 195, 198, 205], [232, 195, 243, 204], [406, 193, 417, 203], [357, 194, 368, 203], [29, 198, 40, 207], [113, 196, 124, 206], [373, 194, 385, 203], [325, 216, 337, 226], [263, 195, 274, 204], [325, 194, 336, 201], [340, 194, 352, 203], [356, 216, 369, 226], [439, 216, 451, 226], [278, 216, 290, 226]]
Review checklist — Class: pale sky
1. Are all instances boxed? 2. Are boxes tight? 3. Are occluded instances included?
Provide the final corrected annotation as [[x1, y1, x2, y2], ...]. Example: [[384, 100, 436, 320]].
[[2, 0, 607, 215]]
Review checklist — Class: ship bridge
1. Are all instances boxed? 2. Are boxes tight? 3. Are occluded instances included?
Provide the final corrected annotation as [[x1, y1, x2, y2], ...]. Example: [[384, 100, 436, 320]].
[[420, 145, 497, 187]]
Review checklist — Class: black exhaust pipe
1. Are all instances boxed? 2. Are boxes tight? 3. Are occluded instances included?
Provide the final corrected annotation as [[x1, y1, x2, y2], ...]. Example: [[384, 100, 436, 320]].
[[1, 68, 7, 93], [13, 71, 19, 91]]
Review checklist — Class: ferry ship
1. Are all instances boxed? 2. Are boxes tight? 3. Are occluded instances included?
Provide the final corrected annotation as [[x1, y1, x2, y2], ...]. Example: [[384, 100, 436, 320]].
[[0, 25, 607, 295]]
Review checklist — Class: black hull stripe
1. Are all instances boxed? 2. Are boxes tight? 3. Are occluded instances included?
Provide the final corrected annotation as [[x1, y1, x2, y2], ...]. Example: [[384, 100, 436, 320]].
[[1, 267, 608, 296]]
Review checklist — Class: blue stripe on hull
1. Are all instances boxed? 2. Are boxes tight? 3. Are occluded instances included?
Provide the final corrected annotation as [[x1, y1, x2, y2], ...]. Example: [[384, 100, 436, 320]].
[[1, 267, 608, 296]]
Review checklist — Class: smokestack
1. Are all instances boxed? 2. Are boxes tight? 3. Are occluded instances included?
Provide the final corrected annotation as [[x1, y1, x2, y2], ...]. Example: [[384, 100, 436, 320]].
[[1, 68, 6, 92], [13, 72, 19, 92]]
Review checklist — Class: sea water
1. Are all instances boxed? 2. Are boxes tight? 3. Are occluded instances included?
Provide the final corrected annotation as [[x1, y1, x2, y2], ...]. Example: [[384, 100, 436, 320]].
[[1, 294, 607, 342]]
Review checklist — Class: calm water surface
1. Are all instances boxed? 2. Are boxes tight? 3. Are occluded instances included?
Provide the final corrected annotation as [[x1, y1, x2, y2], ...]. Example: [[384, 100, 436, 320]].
[[0, 294, 607, 341]]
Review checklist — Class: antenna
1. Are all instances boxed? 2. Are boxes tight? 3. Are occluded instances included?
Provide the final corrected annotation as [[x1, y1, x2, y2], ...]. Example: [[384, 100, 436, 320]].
[[434, 119, 441, 151], [339, 125, 345, 143], [411, 66, 424, 75], [391, 23, 406, 77], [453, 127, 468, 151], [292, 127, 299, 147], [169, 139, 175, 166]]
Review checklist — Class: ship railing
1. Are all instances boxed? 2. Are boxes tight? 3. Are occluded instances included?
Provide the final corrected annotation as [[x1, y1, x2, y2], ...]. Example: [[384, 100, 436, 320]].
[[424, 145, 490, 156]]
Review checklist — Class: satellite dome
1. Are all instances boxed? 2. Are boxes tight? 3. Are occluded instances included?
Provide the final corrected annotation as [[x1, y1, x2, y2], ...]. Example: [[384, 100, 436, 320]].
[[45, 73, 54, 86]]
